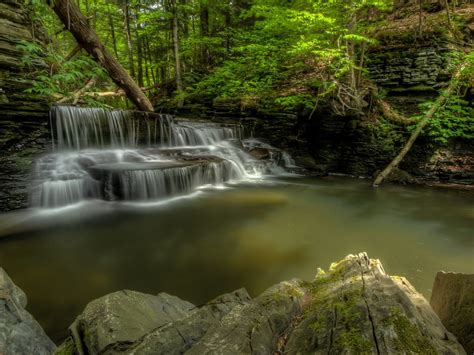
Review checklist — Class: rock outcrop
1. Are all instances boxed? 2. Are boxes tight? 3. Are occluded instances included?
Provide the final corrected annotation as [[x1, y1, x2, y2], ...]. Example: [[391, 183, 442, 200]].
[[56, 253, 466, 354], [431, 271, 474, 354], [65, 290, 196, 354], [0, 0, 50, 212], [0, 268, 56, 355]]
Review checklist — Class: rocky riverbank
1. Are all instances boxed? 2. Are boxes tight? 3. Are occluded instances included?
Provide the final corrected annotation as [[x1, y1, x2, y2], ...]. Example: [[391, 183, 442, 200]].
[[2, 253, 472, 354]]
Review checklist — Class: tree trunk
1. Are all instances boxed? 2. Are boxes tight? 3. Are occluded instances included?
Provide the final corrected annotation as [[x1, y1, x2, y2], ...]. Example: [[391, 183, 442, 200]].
[[134, 5, 144, 87], [418, 0, 423, 36], [171, 0, 184, 107], [224, 7, 231, 54], [51, 0, 154, 112], [107, 6, 119, 57], [200, 1, 210, 68], [122, 1, 136, 79], [373, 62, 466, 187]]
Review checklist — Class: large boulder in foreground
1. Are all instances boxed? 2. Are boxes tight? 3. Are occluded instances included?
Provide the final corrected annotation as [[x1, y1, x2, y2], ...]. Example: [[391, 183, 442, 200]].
[[431, 271, 474, 354], [65, 290, 195, 354], [57, 253, 466, 354], [0, 268, 55, 355], [116, 288, 252, 354], [284, 253, 464, 354]]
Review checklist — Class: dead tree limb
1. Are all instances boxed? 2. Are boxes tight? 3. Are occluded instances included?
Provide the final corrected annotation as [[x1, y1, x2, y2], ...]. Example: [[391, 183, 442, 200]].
[[371, 88, 417, 125], [373, 62, 467, 187], [65, 44, 82, 61], [51, 0, 154, 112], [56, 77, 96, 104]]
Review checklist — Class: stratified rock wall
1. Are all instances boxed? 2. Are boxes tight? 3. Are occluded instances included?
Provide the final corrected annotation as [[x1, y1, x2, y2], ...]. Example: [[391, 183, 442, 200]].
[[307, 4, 474, 184], [0, 0, 50, 211], [368, 46, 450, 88]]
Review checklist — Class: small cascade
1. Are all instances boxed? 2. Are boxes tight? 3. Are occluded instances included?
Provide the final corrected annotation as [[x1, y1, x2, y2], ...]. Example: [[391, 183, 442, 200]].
[[168, 121, 244, 146], [32, 106, 296, 208]]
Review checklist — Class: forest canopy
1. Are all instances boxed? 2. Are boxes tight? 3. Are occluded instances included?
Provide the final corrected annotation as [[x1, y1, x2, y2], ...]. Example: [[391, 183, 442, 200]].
[[20, 0, 473, 146], [24, 0, 396, 109]]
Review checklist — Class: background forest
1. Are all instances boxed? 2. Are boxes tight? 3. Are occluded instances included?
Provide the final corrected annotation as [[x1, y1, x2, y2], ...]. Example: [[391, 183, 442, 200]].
[[17, 0, 474, 145]]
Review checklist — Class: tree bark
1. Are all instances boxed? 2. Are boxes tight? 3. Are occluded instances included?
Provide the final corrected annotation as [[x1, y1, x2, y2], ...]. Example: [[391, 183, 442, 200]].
[[107, 6, 119, 57], [171, 0, 184, 107], [122, 1, 136, 79], [200, 1, 210, 68], [373, 62, 466, 187], [134, 3, 144, 87], [51, 0, 154, 112]]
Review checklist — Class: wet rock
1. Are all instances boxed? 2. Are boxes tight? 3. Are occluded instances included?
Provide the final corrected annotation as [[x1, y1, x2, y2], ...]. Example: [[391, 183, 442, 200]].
[[249, 147, 271, 160], [431, 271, 474, 354], [284, 253, 465, 354], [67, 290, 194, 354], [0, 268, 56, 355], [381, 167, 419, 184], [107, 288, 251, 354]]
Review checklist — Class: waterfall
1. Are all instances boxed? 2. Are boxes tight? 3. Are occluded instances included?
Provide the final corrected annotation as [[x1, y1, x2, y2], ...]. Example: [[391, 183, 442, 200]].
[[32, 106, 295, 208]]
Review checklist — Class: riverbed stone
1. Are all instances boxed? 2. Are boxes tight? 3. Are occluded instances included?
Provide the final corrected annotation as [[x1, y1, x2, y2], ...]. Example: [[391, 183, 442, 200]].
[[430, 271, 474, 354], [0, 268, 56, 355], [68, 290, 195, 354]]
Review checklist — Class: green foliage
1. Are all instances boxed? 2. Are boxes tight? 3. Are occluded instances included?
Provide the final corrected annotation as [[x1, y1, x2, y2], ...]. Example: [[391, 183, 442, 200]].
[[413, 97, 473, 144], [408, 51, 474, 144], [18, 39, 109, 104], [274, 94, 315, 111], [183, 0, 393, 107]]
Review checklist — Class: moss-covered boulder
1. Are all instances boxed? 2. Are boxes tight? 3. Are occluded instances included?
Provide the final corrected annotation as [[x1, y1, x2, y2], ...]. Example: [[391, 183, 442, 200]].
[[285, 253, 464, 354]]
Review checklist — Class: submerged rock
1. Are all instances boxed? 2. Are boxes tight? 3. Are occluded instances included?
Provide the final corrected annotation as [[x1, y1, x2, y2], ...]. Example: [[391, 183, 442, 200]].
[[0, 268, 56, 355], [56, 253, 466, 354], [431, 271, 474, 354]]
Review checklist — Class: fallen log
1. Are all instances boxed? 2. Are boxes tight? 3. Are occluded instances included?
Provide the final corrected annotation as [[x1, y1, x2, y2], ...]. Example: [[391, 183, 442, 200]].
[[50, 0, 154, 112]]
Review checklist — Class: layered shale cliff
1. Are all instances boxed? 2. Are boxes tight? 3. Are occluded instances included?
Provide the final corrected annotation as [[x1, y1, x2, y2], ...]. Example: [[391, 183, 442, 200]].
[[306, 4, 474, 184], [0, 0, 50, 211]]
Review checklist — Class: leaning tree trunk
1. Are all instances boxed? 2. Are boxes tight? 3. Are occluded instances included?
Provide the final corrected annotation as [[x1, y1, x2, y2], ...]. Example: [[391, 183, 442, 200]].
[[373, 62, 466, 187], [51, 0, 154, 112]]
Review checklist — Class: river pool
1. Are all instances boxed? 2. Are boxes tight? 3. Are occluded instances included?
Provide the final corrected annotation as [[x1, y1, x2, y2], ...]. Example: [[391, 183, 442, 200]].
[[0, 176, 472, 342]]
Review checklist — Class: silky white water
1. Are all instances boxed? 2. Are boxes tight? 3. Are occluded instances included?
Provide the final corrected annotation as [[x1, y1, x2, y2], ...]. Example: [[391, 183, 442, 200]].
[[32, 106, 294, 207]]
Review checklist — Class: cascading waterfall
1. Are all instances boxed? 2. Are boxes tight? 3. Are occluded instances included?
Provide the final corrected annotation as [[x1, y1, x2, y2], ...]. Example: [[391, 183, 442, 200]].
[[31, 106, 295, 208]]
